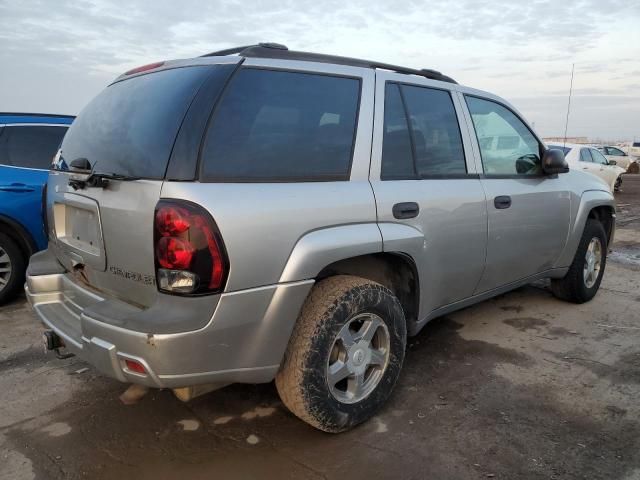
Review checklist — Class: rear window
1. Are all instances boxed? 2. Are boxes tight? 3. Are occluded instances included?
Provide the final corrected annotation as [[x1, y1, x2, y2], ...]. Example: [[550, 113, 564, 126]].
[[633, 142, 640, 147], [0, 125, 68, 169], [201, 68, 360, 182], [58, 66, 223, 179], [548, 145, 572, 155]]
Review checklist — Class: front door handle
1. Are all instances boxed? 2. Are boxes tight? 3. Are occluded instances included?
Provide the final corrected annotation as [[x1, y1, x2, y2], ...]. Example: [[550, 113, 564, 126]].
[[0, 183, 35, 193], [393, 202, 420, 219], [494, 195, 512, 209]]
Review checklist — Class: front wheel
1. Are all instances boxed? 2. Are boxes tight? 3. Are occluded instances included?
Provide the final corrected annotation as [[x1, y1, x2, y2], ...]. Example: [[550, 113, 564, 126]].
[[551, 219, 607, 304], [275, 275, 407, 433]]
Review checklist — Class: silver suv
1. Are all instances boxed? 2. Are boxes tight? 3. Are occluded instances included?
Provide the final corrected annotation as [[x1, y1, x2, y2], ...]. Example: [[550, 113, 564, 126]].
[[26, 44, 615, 433]]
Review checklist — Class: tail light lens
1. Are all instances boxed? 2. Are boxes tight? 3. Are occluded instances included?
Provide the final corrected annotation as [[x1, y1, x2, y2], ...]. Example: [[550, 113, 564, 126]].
[[154, 200, 228, 295]]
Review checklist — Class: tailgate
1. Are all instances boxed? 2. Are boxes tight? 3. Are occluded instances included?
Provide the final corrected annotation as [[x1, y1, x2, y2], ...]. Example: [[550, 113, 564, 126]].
[[44, 64, 231, 307], [48, 173, 162, 307]]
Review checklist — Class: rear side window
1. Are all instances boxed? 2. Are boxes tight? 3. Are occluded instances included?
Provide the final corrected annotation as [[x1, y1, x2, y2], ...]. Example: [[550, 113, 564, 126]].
[[381, 82, 466, 179], [0, 125, 68, 169], [59, 66, 224, 179], [381, 84, 414, 179], [580, 148, 593, 162], [201, 68, 360, 182]]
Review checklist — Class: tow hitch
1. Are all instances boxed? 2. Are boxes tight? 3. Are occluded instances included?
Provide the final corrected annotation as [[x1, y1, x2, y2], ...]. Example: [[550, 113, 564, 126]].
[[43, 330, 75, 359]]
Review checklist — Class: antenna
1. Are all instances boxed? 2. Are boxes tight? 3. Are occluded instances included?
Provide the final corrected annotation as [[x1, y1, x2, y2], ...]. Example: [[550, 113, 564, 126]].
[[563, 63, 575, 148]]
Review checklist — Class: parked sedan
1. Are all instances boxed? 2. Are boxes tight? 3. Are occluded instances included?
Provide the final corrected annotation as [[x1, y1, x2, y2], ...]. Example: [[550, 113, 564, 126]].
[[595, 145, 636, 171], [548, 143, 625, 193]]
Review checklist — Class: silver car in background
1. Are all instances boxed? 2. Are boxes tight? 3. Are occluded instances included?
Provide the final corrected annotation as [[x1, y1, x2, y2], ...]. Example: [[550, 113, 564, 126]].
[[26, 43, 615, 432]]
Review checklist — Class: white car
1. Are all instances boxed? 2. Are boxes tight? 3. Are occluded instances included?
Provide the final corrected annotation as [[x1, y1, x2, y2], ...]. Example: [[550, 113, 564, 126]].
[[627, 142, 640, 158], [548, 143, 625, 193], [595, 145, 636, 171]]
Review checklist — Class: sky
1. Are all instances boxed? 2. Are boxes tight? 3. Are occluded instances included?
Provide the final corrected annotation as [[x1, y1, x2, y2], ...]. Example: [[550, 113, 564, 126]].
[[1, 0, 639, 141]]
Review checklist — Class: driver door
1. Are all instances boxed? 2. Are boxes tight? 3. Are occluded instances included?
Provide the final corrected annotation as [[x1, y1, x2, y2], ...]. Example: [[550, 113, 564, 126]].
[[461, 94, 571, 293]]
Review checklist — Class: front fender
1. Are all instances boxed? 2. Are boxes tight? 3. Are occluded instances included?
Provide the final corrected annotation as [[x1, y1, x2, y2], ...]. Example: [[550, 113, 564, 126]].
[[555, 189, 615, 268], [278, 223, 382, 283]]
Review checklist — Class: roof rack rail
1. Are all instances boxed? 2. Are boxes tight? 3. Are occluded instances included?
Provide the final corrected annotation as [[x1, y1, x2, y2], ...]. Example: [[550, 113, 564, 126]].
[[201, 43, 457, 84], [0, 112, 75, 119]]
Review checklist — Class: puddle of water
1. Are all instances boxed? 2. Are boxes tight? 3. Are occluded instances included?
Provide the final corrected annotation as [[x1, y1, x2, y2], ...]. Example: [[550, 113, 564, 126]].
[[609, 247, 640, 266]]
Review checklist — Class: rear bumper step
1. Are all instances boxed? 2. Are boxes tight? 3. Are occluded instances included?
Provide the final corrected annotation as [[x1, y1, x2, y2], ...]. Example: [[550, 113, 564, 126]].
[[26, 248, 314, 389]]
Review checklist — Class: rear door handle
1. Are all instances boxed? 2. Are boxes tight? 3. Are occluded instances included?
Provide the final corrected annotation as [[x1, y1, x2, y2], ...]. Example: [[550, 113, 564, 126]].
[[494, 195, 512, 209], [393, 202, 420, 219], [0, 183, 35, 193]]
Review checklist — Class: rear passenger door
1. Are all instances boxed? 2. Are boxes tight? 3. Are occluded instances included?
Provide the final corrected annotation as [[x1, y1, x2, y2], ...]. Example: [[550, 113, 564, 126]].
[[370, 72, 488, 320], [460, 94, 571, 293], [0, 124, 68, 250]]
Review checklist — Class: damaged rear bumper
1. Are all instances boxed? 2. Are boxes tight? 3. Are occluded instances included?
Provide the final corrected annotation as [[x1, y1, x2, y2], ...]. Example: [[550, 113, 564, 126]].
[[25, 248, 313, 389]]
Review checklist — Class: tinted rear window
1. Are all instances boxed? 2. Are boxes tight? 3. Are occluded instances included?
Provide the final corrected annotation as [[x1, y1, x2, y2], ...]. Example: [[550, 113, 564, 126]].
[[58, 66, 220, 179], [0, 125, 68, 169], [548, 145, 572, 155], [633, 142, 640, 147], [201, 68, 360, 182]]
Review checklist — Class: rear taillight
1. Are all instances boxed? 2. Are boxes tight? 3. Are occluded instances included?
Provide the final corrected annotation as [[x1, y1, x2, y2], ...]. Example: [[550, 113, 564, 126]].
[[153, 200, 228, 295]]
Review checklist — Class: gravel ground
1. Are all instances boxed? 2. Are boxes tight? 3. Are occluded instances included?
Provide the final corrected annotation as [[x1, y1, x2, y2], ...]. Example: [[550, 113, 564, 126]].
[[1, 176, 639, 480]]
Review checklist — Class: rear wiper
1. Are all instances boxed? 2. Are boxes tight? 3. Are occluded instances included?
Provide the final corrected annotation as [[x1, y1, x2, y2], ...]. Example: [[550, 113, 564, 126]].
[[69, 172, 141, 190]]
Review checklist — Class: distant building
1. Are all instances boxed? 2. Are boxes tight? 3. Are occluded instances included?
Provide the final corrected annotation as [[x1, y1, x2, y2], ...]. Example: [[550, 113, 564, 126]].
[[543, 136, 589, 144]]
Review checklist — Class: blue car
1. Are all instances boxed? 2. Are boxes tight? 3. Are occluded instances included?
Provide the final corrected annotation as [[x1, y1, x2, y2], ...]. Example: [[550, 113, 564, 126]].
[[0, 113, 74, 304]]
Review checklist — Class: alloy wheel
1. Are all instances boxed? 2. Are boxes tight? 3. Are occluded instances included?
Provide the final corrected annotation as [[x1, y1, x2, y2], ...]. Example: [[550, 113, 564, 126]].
[[326, 312, 390, 404], [583, 237, 602, 288]]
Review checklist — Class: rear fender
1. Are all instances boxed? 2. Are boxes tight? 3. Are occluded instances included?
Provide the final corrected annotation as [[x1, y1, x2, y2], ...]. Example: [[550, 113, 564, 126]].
[[278, 223, 383, 283]]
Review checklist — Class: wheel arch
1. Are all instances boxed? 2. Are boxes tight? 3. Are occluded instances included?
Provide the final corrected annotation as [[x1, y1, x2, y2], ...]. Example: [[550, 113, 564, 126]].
[[315, 252, 420, 327], [556, 190, 616, 268], [0, 214, 37, 261]]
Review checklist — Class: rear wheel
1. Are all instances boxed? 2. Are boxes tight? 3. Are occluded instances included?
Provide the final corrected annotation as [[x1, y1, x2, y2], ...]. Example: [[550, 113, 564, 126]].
[[551, 219, 607, 304], [276, 275, 406, 432], [614, 175, 622, 192], [0, 233, 26, 305]]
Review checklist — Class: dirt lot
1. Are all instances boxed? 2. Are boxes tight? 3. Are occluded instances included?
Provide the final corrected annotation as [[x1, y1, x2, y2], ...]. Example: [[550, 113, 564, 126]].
[[1, 177, 639, 480]]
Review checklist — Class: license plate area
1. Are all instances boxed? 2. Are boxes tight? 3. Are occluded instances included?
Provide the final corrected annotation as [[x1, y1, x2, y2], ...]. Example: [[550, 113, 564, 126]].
[[53, 193, 106, 271]]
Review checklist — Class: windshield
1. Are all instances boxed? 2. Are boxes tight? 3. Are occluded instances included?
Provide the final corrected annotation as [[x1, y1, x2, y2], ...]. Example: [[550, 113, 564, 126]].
[[57, 65, 231, 179]]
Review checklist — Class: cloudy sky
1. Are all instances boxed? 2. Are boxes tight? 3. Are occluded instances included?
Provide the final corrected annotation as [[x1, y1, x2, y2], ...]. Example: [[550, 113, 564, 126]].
[[1, 0, 639, 140]]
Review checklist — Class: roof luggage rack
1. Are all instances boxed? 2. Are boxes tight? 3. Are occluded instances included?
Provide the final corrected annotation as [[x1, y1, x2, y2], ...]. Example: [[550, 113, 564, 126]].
[[201, 43, 457, 84]]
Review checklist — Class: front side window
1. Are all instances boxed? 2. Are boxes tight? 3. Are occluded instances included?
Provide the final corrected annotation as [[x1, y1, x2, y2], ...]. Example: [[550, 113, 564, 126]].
[[381, 82, 466, 179], [0, 125, 68, 169], [580, 148, 593, 163], [201, 68, 360, 182], [466, 96, 542, 175], [605, 147, 625, 156], [590, 148, 609, 165]]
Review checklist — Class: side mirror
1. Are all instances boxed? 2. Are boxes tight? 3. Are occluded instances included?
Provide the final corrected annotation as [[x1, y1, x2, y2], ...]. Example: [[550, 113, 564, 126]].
[[542, 149, 569, 174], [608, 159, 617, 166], [69, 157, 92, 174]]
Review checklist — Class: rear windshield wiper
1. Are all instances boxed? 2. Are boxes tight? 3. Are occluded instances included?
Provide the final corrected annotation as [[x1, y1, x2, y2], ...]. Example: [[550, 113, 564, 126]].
[[69, 172, 141, 190]]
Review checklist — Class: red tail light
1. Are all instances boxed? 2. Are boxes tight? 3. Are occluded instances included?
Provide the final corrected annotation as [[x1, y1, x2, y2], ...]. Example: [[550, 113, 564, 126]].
[[154, 200, 228, 295]]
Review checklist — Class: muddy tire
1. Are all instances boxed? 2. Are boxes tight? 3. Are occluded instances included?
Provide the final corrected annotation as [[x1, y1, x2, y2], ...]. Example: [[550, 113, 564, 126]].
[[275, 275, 406, 433], [614, 175, 622, 192], [551, 219, 607, 304], [0, 233, 25, 305]]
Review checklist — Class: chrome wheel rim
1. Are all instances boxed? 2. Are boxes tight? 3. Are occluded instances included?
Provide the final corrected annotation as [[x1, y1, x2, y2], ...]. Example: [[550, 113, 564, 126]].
[[0, 245, 11, 292], [326, 312, 390, 404], [583, 237, 602, 288]]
